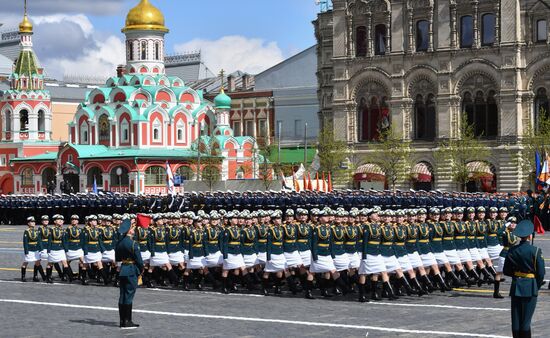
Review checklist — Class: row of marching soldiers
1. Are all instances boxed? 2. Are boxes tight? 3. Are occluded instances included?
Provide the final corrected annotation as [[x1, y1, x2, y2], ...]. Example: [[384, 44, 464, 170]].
[[21, 205, 516, 301]]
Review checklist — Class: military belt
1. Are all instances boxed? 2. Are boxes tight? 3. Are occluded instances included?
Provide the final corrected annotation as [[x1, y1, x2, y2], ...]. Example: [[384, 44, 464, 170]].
[[52, 240, 62, 244], [155, 243, 165, 246], [432, 238, 442, 242], [139, 241, 147, 244], [467, 236, 476, 239], [258, 239, 267, 243], [192, 244, 203, 248], [284, 240, 296, 243], [488, 234, 497, 237], [394, 243, 405, 246], [272, 242, 282, 246], [297, 239, 308, 243], [103, 240, 112, 244], [122, 259, 135, 265], [381, 242, 393, 246], [418, 239, 429, 243], [228, 241, 240, 245], [455, 236, 466, 239], [317, 243, 329, 247], [406, 240, 417, 243], [344, 241, 356, 245], [243, 243, 254, 246], [367, 241, 379, 245], [69, 239, 80, 243], [208, 240, 218, 244], [88, 241, 98, 245], [28, 241, 37, 244], [169, 241, 179, 244], [514, 272, 535, 279], [443, 237, 454, 240], [334, 241, 344, 245]]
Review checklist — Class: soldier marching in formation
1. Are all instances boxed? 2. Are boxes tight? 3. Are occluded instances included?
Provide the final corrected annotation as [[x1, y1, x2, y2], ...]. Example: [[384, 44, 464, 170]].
[[17, 190, 545, 323]]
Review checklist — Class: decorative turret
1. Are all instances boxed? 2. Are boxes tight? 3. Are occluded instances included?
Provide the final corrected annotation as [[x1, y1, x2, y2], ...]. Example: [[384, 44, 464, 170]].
[[122, 0, 168, 76], [213, 70, 232, 137]]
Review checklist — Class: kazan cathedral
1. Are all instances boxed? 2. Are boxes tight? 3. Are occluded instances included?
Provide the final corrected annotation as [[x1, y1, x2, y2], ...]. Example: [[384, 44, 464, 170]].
[[0, 0, 257, 195]]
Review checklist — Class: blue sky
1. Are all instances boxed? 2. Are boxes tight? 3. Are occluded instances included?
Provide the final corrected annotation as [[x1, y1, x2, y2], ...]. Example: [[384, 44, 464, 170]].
[[3, 0, 321, 79]]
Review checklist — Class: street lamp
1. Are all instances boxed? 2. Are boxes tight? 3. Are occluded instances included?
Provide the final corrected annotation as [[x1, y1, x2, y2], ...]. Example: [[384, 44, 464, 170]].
[[116, 167, 122, 192]]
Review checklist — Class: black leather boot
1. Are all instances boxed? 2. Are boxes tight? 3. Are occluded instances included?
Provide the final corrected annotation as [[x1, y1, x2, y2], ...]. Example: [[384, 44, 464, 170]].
[[274, 277, 282, 294], [221, 276, 230, 294], [81, 269, 88, 285], [411, 277, 425, 296], [118, 304, 125, 327], [167, 269, 179, 286], [304, 280, 315, 299], [126, 304, 139, 328], [357, 282, 368, 302], [46, 266, 53, 283], [182, 274, 190, 291], [383, 281, 398, 300], [436, 274, 451, 292], [63, 267, 73, 283], [493, 281, 504, 299], [320, 278, 332, 298], [54, 263, 66, 281], [487, 265, 497, 278], [20, 267, 26, 282], [100, 268, 109, 285], [286, 275, 298, 295], [400, 277, 414, 296], [334, 276, 347, 295], [370, 280, 381, 300], [481, 267, 495, 284], [458, 269, 474, 286], [448, 271, 465, 287], [261, 277, 270, 296], [33, 265, 40, 282]]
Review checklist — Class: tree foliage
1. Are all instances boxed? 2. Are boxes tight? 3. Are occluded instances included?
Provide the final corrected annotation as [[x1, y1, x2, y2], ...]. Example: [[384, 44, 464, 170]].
[[316, 122, 350, 184], [435, 114, 490, 191], [366, 126, 412, 190]]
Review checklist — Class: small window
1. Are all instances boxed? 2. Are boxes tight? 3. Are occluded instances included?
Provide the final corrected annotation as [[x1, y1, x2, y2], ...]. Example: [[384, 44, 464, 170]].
[[37, 110, 45, 132], [482, 14, 496, 46], [120, 120, 129, 142], [0, 155, 6, 166], [258, 119, 267, 138], [461, 16, 474, 48], [19, 109, 29, 131], [152, 119, 161, 142], [80, 122, 88, 144], [128, 40, 134, 60], [155, 42, 160, 60], [68, 154, 73, 163], [416, 20, 430, 52], [374, 24, 387, 55], [176, 121, 185, 142], [537, 20, 547, 43], [245, 120, 254, 136]]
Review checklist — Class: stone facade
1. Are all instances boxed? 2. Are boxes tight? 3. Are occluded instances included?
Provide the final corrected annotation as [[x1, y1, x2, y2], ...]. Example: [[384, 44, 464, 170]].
[[315, 0, 550, 192]]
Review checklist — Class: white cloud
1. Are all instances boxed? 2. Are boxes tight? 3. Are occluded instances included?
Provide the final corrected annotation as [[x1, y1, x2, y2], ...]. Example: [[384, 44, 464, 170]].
[[174, 35, 284, 74], [33, 14, 94, 37]]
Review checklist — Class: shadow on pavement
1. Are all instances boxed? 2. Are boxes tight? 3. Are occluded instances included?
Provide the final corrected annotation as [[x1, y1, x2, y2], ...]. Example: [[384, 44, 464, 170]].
[[69, 319, 119, 327]]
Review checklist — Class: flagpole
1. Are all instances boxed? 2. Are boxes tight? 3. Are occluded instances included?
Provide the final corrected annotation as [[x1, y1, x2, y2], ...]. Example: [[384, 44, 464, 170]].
[[304, 122, 308, 165]]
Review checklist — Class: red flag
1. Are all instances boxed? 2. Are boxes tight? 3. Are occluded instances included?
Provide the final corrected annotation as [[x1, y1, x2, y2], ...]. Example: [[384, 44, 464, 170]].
[[328, 172, 333, 192], [307, 172, 313, 191], [322, 172, 326, 192], [137, 213, 152, 229], [293, 173, 300, 192], [534, 215, 545, 234]]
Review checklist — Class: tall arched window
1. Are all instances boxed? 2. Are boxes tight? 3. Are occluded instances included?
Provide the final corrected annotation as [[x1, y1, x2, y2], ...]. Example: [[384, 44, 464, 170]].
[[357, 93, 390, 142], [41, 167, 56, 189], [535, 88, 550, 128], [356, 26, 367, 57], [128, 40, 134, 60], [21, 168, 33, 186], [537, 20, 548, 43], [460, 16, 474, 48], [176, 166, 193, 181], [120, 119, 129, 143], [416, 20, 429, 52], [462, 90, 498, 138], [152, 119, 161, 142], [4, 110, 11, 132], [481, 13, 496, 46], [20, 109, 29, 131], [37, 110, 45, 132], [145, 166, 165, 185], [110, 166, 129, 188], [414, 94, 436, 140], [155, 42, 160, 60], [80, 121, 89, 144], [98, 114, 110, 143], [86, 167, 102, 187], [374, 24, 387, 55], [141, 40, 147, 60], [176, 120, 185, 142]]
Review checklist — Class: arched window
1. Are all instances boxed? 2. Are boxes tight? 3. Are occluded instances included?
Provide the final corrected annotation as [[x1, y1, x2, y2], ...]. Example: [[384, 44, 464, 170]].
[[155, 42, 160, 60], [462, 90, 498, 138], [537, 20, 548, 43], [37, 110, 45, 132], [110, 166, 129, 188], [128, 40, 134, 60], [236, 166, 245, 179], [176, 166, 193, 181], [20, 109, 29, 131], [535, 88, 550, 128], [21, 168, 34, 186], [152, 119, 161, 142], [481, 13, 496, 46], [98, 114, 110, 143], [176, 120, 185, 142], [356, 26, 367, 57], [357, 94, 390, 142], [374, 24, 387, 55], [80, 121, 89, 144], [141, 40, 147, 60], [86, 167, 102, 188], [460, 16, 474, 48], [120, 119, 129, 143], [416, 20, 429, 52], [145, 166, 165, 185], [4, 110, 11, 132], [414, 94, 436, 141]]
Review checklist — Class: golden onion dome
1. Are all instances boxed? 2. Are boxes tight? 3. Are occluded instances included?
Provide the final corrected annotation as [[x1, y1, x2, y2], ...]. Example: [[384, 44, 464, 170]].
[[122, 0, 168, 33], [19, 14, 33, 34]]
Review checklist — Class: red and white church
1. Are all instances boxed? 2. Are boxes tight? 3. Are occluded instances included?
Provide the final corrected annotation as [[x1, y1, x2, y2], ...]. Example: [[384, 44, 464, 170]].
[[1, 0, 257, 194]]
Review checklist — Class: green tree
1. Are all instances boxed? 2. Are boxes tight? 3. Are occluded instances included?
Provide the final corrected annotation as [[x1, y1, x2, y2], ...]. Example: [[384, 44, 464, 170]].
[[435, 113, 490, 191], [366, 126, 412, 190], [257, 143, 276, 190], [316, 122, 350, 185], [517, 109, 550, 184]]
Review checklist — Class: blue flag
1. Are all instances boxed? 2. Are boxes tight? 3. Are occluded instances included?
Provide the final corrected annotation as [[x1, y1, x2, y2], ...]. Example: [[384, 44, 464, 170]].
[[93, 177, 98, 194], [536, 151, 542, 185]]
